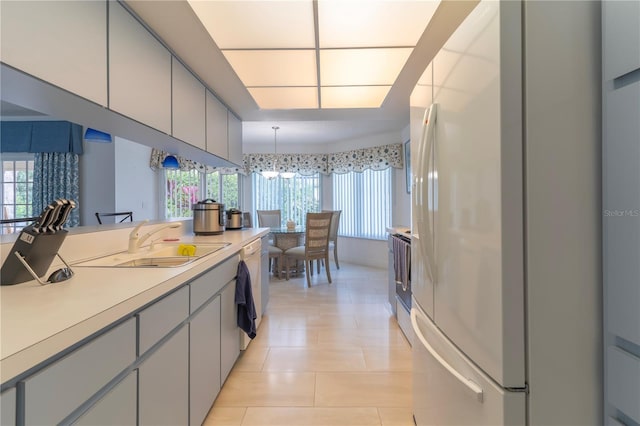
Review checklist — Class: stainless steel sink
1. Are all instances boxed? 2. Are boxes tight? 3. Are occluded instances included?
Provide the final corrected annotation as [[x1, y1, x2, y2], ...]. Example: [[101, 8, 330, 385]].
[[114, 257, 197, 268], [73, 242, 230, 268]]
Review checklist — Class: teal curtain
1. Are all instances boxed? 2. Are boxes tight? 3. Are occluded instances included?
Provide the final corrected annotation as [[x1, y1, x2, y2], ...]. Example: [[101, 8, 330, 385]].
[[33, 153, 80, 228]]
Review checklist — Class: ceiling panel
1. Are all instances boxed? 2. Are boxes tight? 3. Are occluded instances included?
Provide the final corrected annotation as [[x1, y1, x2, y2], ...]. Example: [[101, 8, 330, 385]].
[[188, 0, 315, 49], [317, 0, 440, 48], [248, 87, 319, 109], [320, 48, 413, 86], [321, 86, 391, 109], [222, 50, 317, 87]]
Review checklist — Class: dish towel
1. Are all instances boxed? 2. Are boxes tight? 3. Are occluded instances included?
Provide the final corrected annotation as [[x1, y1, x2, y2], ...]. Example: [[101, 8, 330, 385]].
[[392, 235, 411, 290], [235, 260, 257, 339]]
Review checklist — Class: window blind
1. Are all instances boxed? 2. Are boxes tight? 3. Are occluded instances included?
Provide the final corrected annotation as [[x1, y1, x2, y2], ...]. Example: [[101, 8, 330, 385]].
[[253, 173, 321, 228], [333, 169, 392, 240]]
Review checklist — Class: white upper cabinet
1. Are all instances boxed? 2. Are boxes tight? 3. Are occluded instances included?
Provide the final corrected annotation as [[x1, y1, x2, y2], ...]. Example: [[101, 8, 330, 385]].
[[0, 1, 108, 106], [227, 112, 243, 165], [109, 2, 171, 134], [206, 91, 229, 158], [172, 58, 206, 150]]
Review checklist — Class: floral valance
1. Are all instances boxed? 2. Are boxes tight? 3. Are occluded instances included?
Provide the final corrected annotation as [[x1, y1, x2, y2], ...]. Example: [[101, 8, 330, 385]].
[[244, 143, 404, 176], [244, 153, 329, 176], [149, 149, 245, 175], [150, 143, 404, 176], [328, 143, 404, 174]]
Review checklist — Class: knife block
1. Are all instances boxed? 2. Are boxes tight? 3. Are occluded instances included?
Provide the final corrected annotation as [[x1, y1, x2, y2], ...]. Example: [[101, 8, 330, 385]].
[[1, 227, 68, 285]]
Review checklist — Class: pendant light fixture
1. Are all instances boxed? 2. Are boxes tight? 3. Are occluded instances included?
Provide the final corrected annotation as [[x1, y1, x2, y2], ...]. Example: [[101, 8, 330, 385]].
[[261, 126, 280, 179], [84, 128, 112, 143], [261, 126, 295, 179], [162, 154, 180, 169]]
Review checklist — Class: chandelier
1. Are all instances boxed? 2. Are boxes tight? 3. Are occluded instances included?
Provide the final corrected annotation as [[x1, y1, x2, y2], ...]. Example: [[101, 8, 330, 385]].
[[261, 126, 295, 179]]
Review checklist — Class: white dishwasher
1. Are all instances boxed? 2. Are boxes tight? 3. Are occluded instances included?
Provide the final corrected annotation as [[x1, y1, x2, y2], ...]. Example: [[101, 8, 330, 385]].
[[240, 238, 261, 350]]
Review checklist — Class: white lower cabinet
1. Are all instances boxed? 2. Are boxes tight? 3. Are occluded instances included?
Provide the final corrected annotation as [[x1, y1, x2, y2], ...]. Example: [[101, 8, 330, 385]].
[[138, 286, 190, 355], [0, 388, 16, 426], [221, 280, 240, 384], [23, 319, 136, 426], [73, 372, 137, 426], [139, 326, 189, 426], [2, 255, 246, 425], [190, 296, 222, 426]]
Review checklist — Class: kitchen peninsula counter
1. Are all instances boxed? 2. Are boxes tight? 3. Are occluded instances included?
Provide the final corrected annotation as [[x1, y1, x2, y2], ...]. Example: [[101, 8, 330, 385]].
[[0, 226, 268, 385]]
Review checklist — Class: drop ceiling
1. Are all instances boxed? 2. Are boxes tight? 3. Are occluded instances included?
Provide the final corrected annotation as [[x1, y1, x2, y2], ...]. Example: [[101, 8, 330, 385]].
[[123, 0, 474, 147], [188, 0, 438, 111]]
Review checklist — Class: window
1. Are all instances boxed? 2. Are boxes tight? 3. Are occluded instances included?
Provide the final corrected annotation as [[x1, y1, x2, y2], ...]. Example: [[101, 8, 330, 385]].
[[1, 154, 35, 234], [164, 170, 240, 219], [205, 172, 239, 209], [252, 173, 321, 228], [165, 169, 200, 219], [333, 168, 392, 240]]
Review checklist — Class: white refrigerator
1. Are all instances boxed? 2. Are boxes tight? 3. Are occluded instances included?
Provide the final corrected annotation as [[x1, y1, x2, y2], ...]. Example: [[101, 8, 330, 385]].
[[410, 1, 602, 425]]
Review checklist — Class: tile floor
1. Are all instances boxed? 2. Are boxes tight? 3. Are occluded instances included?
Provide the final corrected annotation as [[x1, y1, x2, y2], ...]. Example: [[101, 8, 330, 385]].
[[204, 263, 414, 426]]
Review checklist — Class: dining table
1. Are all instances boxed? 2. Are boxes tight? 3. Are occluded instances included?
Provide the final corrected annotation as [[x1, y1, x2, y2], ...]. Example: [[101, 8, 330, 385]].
[[269, 226, 305, 278]]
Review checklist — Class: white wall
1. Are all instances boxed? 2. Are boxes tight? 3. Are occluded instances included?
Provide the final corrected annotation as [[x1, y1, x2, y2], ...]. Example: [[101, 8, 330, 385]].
[[338, 237, 388, 269], [79, 135, 158, 225], [115, 137, 158, 221], [244, 130, 403, 154], [394, 125, 411, 228], [79, 135, 116, 225]]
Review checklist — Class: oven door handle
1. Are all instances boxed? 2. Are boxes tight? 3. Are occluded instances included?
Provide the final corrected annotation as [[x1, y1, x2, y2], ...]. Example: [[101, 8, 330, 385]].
[[395, 279, 409, 292]]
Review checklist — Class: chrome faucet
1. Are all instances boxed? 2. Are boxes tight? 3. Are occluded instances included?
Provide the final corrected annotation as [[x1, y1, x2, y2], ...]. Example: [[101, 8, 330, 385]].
[[128, 220, 182, 253]]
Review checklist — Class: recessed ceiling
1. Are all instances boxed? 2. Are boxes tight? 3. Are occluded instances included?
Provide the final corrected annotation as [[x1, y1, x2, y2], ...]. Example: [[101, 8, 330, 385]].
[[123, 0, 475, 146], [187, 0, 440, 110]]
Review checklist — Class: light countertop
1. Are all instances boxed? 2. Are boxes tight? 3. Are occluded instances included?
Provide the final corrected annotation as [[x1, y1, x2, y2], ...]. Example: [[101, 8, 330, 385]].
[[0, 227, 268, 384], [386, 226, 411, 235]]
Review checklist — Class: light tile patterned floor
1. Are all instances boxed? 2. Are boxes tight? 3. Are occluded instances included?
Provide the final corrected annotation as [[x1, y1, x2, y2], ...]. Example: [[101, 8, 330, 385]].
[[204, 263, 414, 426]]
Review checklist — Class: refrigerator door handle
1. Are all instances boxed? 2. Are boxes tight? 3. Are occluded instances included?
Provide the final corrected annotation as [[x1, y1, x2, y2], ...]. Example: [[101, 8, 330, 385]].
[[411, 307, 484, 402], [416, 104, 438, 284]]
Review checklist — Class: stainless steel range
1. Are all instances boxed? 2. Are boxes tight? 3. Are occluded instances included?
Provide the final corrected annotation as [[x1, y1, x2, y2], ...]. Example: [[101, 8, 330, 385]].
[[390, 232, 412, 344]]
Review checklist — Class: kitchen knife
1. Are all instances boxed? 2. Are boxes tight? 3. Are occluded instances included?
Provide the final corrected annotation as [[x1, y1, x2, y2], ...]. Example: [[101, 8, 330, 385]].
[[52, 199, 76, 231], [49, 198, 68, 231], [32, 202, 56, 233], [42, 199, 64, 233]]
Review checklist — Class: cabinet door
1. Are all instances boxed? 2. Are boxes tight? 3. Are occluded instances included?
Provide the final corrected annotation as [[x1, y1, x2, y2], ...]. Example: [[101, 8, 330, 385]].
[[227, 112, 243, 165], [0, 388, 16, 426], [206, 91, 229, 158], [139, 326, 189, 426], [0, 1, 107, 105], [73, 371, 137, 426], [190, 256, 238, 313], [172, 58, 206, 150], [220, 280, 240, 383], [23, 319, 136, 426], [605, 81, 640, 347], [109, 1, 171, 134], [603, 0, 640, 81], [190, 296, 221, 426], [138, 286, 189, 355]]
